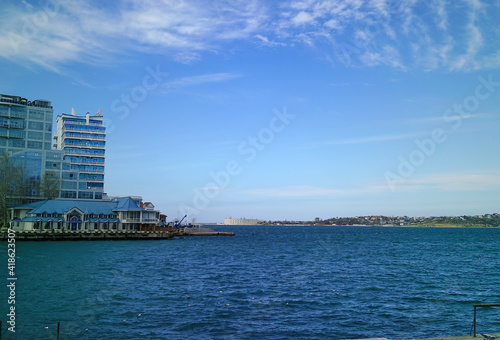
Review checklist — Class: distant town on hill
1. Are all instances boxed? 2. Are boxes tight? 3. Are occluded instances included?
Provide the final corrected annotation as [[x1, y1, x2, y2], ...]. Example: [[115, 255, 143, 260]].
[[264, 214, 500, 228]]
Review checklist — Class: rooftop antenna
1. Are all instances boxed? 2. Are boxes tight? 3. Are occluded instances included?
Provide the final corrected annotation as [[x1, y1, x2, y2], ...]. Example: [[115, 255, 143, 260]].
[[71, 108, 76, 116], [95, 108, 101, 116]]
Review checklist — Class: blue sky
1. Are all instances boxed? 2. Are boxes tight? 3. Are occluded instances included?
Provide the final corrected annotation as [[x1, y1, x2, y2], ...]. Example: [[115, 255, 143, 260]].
[[0, 0, 499, 222]]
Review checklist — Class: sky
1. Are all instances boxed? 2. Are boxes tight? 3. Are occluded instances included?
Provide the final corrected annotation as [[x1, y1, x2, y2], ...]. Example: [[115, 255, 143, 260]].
[[0, 0, 499, 222]]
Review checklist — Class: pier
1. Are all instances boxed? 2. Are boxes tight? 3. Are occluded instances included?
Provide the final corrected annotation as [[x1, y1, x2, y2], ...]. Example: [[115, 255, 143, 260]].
[[409, 333, 500, 340], [0, 230, 175, 241], [0, 228, 234, 241]]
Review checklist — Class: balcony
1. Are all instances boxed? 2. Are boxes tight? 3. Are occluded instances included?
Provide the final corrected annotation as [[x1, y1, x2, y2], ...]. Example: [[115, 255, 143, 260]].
[[69, 159, 105, 165], [62, 120, 102, 126], [62, 142, 105, 150], [79, 177, 104, 182], [63, 149, 105, 156], [62, 126, 105, 134], [74, 169, 105, 174], [63, 132, 106, 140]]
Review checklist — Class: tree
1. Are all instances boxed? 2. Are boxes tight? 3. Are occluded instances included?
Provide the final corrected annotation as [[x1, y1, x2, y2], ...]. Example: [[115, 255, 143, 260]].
[[0, 153, 29, 227], [40, 171, 61, 200]]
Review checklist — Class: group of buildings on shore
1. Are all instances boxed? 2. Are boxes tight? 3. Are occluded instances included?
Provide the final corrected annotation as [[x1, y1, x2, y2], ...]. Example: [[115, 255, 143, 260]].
[[1, 93, 165, 232]]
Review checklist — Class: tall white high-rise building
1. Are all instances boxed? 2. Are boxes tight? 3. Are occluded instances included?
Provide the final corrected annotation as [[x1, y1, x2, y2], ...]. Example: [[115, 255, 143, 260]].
[[54, 110, 106, 200]]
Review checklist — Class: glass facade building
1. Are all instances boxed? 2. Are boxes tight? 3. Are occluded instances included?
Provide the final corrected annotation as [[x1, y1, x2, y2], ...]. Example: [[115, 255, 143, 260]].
[[0, 94, 64, 200]]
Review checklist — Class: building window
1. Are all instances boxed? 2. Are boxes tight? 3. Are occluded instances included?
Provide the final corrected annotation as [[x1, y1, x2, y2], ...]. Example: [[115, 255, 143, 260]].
[[28, 131, 43, 140], [61, 181, 77, 190], [8, 139, 25, 148], [78, 191, 93, 199], [27, 141, 42, 149], [28, 121, 44, 130], [61, 191, 77, 199]]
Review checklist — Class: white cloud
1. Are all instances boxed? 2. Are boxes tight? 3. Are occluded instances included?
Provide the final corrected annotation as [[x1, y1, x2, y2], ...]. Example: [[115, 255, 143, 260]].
[[173, 52, 202, 64], [1, 0, 499, 72], [254, 34, 287, 47], [291, 11, 316, 25], [278, 0, 500, 71], [0, 0, 267, 71]]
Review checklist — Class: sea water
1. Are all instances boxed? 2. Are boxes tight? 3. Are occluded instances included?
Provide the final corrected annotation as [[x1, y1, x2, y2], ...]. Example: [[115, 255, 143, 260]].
[[1, 226, 500, 339]]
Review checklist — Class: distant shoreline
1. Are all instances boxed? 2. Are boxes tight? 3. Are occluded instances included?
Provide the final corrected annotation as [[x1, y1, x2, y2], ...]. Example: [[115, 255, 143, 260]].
[[217, 214, 500, 228], [214, 223, 499, 228]]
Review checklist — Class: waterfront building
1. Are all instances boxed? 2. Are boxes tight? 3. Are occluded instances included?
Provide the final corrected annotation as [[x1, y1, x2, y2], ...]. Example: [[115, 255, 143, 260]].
[[0, 94, 106, 202], [0, 94, 68, 201], [54, 110, 106, 200], [9, 196, 160, 231]]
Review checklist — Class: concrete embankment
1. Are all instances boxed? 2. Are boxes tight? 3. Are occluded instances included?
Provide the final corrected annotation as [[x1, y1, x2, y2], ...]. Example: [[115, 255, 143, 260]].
[[181, 227, 235, 236], [350, 333, 500, 340], [409, 333, 500, 340]]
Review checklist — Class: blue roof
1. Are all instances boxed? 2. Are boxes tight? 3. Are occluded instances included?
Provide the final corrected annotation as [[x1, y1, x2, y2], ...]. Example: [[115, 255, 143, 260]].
[[113, 197, 143, 211], [11, 200, 47, 210], [11, 198, 148, 216], [26, 200, 118, 215]]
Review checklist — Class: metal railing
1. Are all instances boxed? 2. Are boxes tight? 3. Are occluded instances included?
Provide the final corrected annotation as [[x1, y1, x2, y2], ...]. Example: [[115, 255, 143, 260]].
[[472, 303, 500, 337], [121, 218, 158, 223]]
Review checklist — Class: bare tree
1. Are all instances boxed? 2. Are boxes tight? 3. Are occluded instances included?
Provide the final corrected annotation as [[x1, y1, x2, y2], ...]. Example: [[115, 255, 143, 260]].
[[40, 171, 61, 200], [0, 153, 27, 227], [0, 153, 10, 227]]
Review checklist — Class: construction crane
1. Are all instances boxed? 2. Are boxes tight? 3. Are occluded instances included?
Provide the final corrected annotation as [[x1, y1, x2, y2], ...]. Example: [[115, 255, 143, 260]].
[[173, 215, 187, 228]]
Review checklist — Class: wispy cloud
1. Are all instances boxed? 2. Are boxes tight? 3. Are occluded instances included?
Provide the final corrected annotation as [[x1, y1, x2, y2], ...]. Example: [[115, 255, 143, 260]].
[[277, 0, 500, 71], [245, 171, 500, 200], [395, 172, 500, 192], [0, 0, 267, 71], [245, 185, 342, 198], [254, 34, 287, 47], [306, 132, 424, 147], [163, 73, 242, 90], [0, 0, 498, 72], [411, 113, 490, 124]]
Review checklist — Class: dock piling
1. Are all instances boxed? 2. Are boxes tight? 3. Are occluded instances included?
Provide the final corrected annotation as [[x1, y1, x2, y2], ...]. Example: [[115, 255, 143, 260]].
[[472, 303, 500, 337]]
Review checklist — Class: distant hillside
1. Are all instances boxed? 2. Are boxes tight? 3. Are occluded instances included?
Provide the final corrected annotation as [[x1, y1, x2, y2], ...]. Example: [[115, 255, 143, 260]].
[[266, 214, 500, 227]]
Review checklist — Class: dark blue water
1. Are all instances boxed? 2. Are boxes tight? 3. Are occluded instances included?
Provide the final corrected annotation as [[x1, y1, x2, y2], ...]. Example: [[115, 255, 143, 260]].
[[1, 226, 500, 339]]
